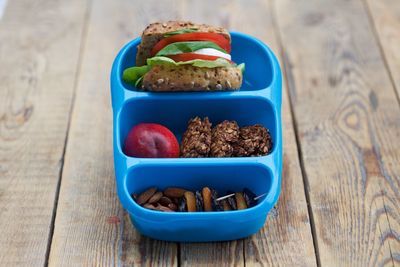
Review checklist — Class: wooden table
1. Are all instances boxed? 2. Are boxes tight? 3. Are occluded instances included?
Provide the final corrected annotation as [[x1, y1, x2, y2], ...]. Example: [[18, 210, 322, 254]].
[[1, 0, 399, 266]]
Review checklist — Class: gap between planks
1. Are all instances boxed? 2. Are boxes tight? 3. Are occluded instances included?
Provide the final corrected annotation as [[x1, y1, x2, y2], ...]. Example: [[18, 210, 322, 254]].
[[354, 1, 398, 265], [272, 0, 400, 265], [269, 0, 321, 266], [361, 0, 400, 107], [43, 0, 93, 265]]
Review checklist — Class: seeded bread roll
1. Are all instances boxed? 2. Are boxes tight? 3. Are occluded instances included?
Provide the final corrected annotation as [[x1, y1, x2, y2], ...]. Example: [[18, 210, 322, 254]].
[[142, 64, 242, 91], [137, 21, 230, 66]]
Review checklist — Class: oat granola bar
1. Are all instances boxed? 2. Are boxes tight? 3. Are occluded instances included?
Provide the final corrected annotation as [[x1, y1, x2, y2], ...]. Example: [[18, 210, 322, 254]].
[[210, 120, 240, 157], [180, 117, 212, 157], [233, 124, 273, 156]]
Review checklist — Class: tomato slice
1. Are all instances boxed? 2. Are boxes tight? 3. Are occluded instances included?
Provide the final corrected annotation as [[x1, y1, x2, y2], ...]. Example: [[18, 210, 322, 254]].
[[167, 53, 234, 64], [151, 32, 231, 56]]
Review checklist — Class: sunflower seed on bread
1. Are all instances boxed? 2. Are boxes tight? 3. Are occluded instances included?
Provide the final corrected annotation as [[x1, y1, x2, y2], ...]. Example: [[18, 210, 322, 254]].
[[142, 64, 242, 92]]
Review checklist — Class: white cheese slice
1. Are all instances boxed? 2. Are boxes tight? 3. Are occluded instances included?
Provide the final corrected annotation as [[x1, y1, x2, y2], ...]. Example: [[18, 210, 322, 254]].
[[193, 48, 231, 60]]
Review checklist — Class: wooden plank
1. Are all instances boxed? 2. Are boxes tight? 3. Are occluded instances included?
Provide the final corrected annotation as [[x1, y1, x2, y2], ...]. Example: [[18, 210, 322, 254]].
[[232, 1, 318, 266], [274, 0, 400, 266], [181, 1, 317, 266], [0, 1, 88, 265], [365, 0, 400, 101], [47, 0, 180, 266]]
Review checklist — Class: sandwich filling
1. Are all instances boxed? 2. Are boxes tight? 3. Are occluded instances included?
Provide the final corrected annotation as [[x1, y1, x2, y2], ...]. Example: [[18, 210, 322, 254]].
[[123, 28, 244, 87]]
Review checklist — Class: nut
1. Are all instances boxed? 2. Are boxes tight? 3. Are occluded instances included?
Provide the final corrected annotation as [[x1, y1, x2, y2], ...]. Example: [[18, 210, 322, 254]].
[[164, 187, 187, 198], [184, 191, 196, 212], [168, 203, 178, 211], [235, 192, 247, 210], [172, 197, 180, 205], [148, 191, 163, 204], [202, 187, 213, 211], [156, 205, 174, 212], [159, 196, 173, 206], [143, 203, 157, 210], [137, 187, 157, 205], [221, 199, 232, 211]]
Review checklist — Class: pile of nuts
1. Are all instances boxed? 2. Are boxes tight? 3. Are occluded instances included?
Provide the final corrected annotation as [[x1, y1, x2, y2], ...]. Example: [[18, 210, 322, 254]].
[[180, 117, 273, 157], [132, 186, 258, 212]]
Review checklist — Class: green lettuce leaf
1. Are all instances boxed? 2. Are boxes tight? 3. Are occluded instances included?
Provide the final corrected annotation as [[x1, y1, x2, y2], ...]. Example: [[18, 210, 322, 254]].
[[122, 56, 245, 87], [122, 65, 150, 86], [237, 63, 245, 73], [134, 76, 144, 88], [147, 56, 237, 68], [156, 41, 228, 56], [163, 28, 199, 37]]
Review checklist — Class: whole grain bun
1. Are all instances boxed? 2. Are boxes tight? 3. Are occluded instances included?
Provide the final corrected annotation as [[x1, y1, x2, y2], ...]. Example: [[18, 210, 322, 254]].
[[142, 64, 242, 92], [136, 21, 230, 66]]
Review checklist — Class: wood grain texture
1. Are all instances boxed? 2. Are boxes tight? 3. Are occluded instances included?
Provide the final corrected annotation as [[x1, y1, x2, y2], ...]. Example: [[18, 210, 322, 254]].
[[180, 1, 317, 266], [274, 0, 400, 266], [365, 0, 400, 101], [232, 1, 318, 266], [47, 0, 180, 266], [0, 0, 88, 265]]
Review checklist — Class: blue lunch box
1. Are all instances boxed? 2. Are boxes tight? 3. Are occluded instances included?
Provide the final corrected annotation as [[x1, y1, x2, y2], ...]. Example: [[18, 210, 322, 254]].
[[110, 32, 282, 242]]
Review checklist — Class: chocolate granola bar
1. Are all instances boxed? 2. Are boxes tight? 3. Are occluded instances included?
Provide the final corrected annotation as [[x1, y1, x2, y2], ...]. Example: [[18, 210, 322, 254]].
[[233, 124, 273, 156], [210, 120, 239, 157], [180, 117, 212, 157]]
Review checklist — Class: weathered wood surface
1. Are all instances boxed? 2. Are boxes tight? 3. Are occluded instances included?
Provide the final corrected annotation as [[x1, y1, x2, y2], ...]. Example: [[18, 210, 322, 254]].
[[47, 0, 179, 266], [365, 0, 400, 101], [234, 0, 318, 266], [0, 0, 88, 265], [274, 0, 400, 266], [1, 0, 400, 266]]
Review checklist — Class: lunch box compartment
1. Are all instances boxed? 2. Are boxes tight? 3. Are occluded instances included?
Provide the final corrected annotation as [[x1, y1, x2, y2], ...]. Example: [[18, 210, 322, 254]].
[[231, 33, 274, 90], [111, 31, 282, 242], [118, 96, 277, 156], [118, 32, 276, 91], [122, 163, 274, 241], [125, 163, 272, 199]]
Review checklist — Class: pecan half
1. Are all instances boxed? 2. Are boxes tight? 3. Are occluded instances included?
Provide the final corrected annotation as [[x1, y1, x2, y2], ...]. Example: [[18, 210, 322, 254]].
[[136, 187, 157, 205]]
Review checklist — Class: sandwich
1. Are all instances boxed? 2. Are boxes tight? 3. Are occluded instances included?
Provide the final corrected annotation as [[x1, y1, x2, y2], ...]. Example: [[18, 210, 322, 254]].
[[122, 21, 244, 91]]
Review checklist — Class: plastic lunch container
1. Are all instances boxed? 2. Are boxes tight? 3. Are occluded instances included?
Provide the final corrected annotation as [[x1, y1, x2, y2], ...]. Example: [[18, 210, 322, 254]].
[[110, 32, 282, 242]]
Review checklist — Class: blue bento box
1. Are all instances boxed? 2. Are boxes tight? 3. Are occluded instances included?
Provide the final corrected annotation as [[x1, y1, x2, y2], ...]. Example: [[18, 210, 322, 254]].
[[110, 32, 282, 242]]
